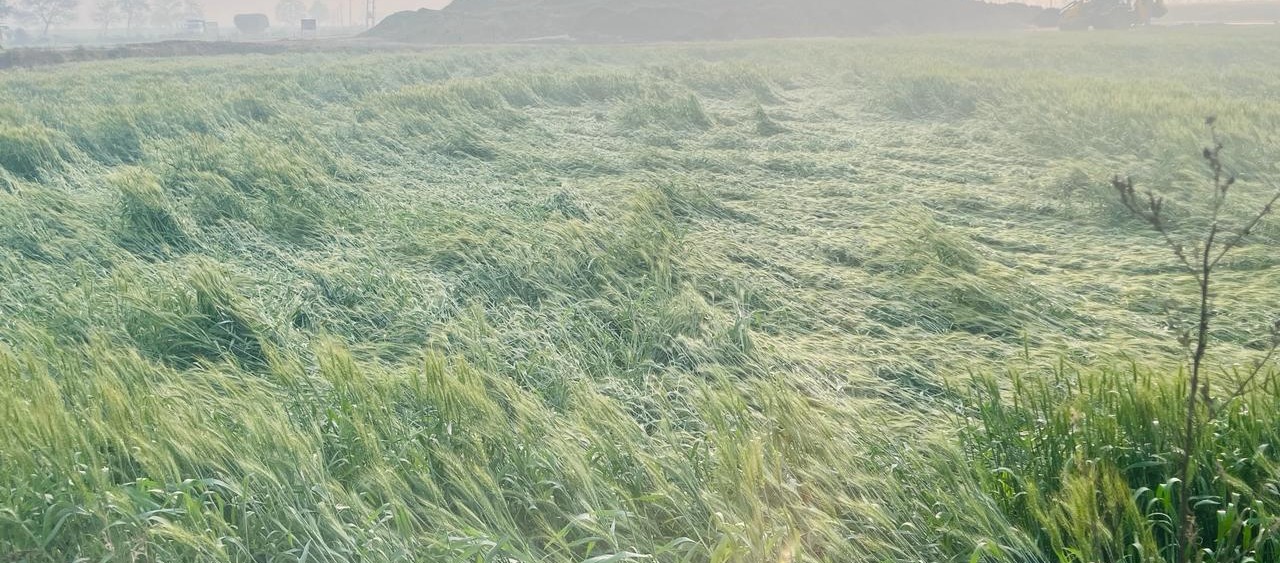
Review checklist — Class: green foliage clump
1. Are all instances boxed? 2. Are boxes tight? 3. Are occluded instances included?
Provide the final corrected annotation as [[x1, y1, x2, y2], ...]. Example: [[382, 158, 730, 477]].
[[154, 133, 355, 243], [228, 94, 279, 122], [177, 170, 250, 225], [880, 74, 979, 120], [752, 105, 787, 136], [113, 167, 190, 255], [124, 261, 273, 369], [432, 128, 497, 160], [72, 109, 147, 164], [963, 367, 1280, 563], [616, 94, 713, 132], [0, 124, 67, 179], [502, 72, 649, 106]]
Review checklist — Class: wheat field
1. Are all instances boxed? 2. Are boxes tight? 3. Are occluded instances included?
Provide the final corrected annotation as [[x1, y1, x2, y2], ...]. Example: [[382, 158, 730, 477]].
[[1, 28, 1279, 562]]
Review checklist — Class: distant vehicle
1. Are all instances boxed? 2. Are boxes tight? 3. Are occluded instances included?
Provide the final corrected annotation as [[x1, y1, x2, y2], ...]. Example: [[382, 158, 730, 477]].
[[234, 13, 272, 36], [1059, 0, 1167, 30], [185, 20, 221, 40]]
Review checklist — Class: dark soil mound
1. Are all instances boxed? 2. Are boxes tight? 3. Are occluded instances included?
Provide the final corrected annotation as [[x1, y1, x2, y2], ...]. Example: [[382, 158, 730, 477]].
[[368, 0, 1057, 44]]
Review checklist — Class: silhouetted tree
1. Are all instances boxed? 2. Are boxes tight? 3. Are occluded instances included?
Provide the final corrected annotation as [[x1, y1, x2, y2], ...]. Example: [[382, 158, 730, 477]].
[[91, 0, 122, 32], [18, 0, 78, 37], [308, 0, 328, 24], [0, 0, 11, 48], [116, 0, 148, 33], [276, 0, 305, 27], [151, 0, 200, 28]]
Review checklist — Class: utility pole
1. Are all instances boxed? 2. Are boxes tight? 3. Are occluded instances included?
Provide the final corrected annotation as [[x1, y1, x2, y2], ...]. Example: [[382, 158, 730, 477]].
[[365, 0, 375, 29]]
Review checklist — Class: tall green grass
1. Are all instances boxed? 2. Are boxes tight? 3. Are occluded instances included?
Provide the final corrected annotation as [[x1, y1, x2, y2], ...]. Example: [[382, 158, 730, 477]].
[[0, 124, 67, 180], [0, 29, 1278, 561], [963, 366, 1280, 562]]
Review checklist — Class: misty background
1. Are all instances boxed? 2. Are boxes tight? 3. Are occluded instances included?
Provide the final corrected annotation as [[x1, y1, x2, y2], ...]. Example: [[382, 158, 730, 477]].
[[69, 0, 450, 27], [0, 0, 1259, 35], [64, 0, 1258, 28]]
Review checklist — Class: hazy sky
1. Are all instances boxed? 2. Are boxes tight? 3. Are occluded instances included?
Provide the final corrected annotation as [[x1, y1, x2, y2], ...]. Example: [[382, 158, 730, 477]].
[[77, 0, 453, 27], [67, 0, 1248, 29]]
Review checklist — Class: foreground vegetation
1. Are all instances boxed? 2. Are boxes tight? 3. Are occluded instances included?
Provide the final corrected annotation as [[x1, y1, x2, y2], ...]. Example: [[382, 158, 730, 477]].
[[1, 28, 1279, 561]]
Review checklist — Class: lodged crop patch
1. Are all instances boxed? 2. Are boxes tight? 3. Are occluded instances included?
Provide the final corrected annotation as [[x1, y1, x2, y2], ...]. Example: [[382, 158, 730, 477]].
[[1, 29, 1279, 562]]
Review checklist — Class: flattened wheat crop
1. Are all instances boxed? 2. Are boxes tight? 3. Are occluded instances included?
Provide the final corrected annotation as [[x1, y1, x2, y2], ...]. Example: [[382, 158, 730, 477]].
[[1, 30, 1279, 562]]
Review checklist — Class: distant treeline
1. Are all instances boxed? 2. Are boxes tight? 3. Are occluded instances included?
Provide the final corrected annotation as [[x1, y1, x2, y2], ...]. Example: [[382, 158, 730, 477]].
[[369, 0, 1058, 44]]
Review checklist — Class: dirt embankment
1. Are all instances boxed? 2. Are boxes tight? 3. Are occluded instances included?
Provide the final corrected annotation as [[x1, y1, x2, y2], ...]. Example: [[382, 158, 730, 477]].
[[0, 41, 295, 70], [367, 0, 1059, 44], [0, 39, 440, 71]]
